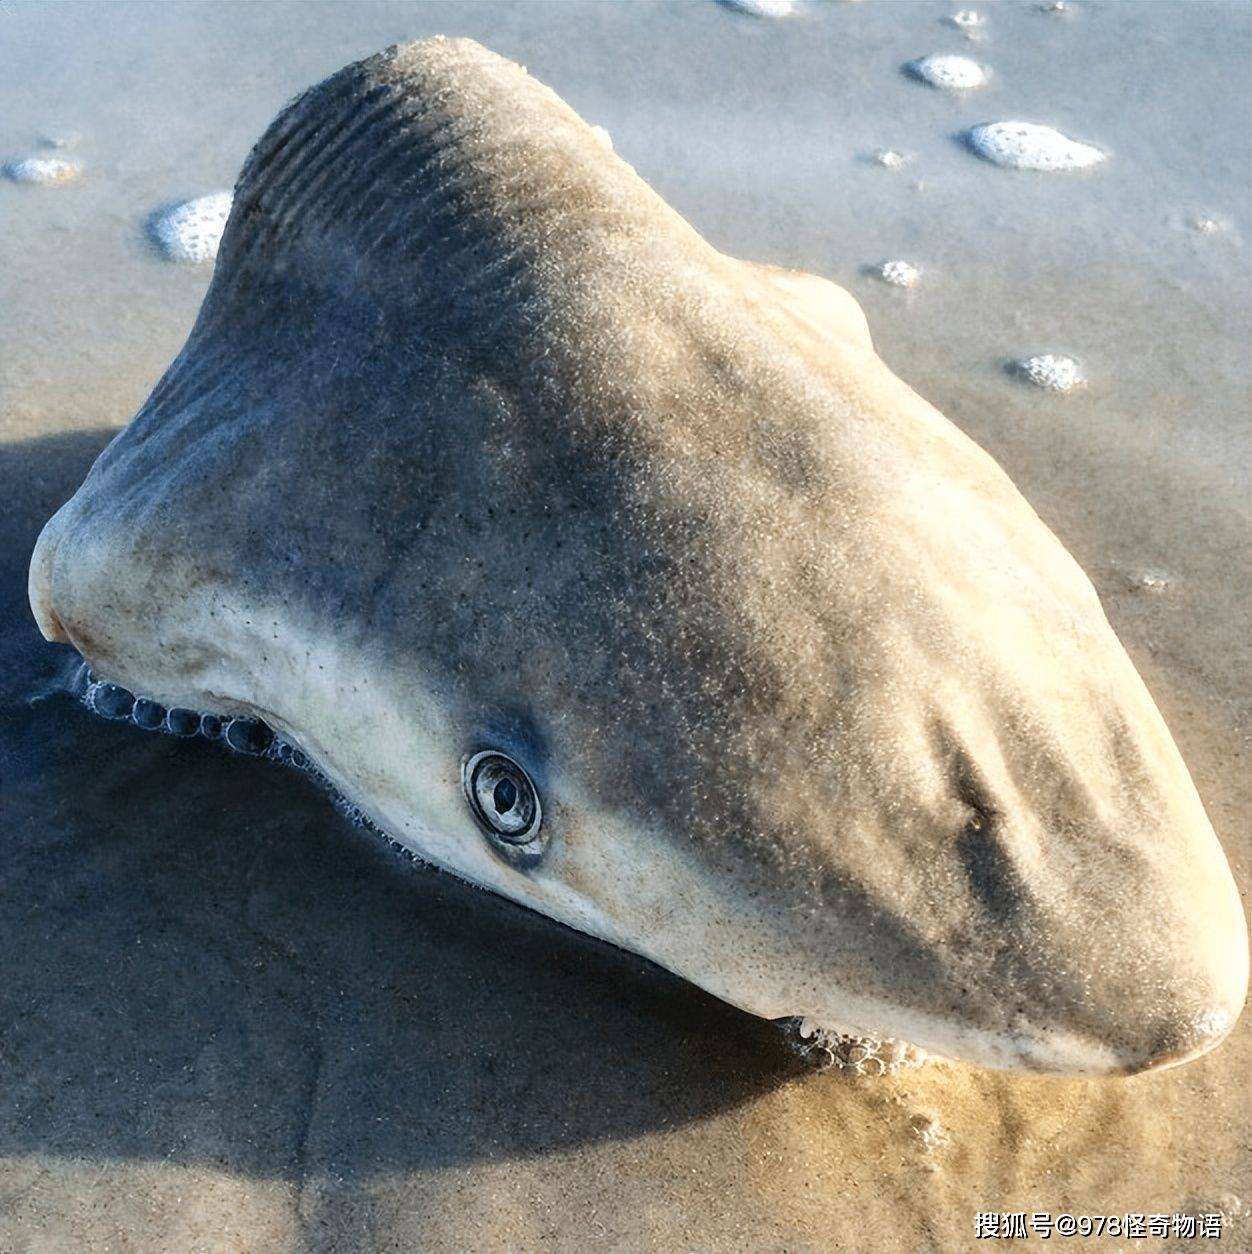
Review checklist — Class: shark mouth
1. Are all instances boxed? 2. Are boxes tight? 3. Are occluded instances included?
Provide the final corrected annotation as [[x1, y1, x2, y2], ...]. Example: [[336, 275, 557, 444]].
[[71, 660, 388, 840], [69, 657, 931, 1076]]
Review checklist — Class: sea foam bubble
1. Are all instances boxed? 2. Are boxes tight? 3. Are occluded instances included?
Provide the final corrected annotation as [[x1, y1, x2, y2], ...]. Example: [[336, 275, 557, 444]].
[[907, 53, 988, 91], [1014, 354, 1085, 392], [947, 9, 984, 30], [39, 132, 81, 151], [149, 191, 233, 263], [873, 148, 908, 169], [787, 1017, 928, 1075], [78, 665, 389, 841], [879, 260, 921, 288], [4, 156, 81, 184], [1189, 214, 1225, 234], [967, 121, 1105, 171], [720, 0, 794, 16]]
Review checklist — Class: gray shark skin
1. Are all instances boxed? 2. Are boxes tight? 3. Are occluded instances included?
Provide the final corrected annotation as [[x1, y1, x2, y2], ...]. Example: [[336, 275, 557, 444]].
[[29, 38, 1247, 1075]]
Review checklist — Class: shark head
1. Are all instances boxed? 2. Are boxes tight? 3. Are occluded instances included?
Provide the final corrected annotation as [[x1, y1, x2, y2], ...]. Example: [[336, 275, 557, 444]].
[[29, 38, 1246, 1075]]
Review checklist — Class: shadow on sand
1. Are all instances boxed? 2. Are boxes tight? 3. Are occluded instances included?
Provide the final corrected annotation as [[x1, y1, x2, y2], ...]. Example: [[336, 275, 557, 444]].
[[0, 429, 802, 1182]]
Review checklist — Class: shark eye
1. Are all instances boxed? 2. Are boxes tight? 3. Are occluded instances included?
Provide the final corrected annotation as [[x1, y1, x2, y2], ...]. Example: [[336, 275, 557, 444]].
[[463, 751, 543, 850]]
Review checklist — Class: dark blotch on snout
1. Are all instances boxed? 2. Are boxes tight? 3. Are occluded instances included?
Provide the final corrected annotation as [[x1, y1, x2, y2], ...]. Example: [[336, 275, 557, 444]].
[[956, 811, 1023, 924]]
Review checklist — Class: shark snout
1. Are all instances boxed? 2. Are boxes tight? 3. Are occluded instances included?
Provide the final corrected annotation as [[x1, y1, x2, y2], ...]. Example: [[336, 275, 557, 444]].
[[1007, 943, 1245, 1077], [965, 815, 1248, 1076], [758, 760, 1248, 1076], [29, 512, 70, 645], [1101, 914, 1247, 1076]]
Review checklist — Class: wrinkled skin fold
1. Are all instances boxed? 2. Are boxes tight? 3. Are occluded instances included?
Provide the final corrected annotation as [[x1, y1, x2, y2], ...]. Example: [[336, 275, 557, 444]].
[[29, 37, 1247, 1075]]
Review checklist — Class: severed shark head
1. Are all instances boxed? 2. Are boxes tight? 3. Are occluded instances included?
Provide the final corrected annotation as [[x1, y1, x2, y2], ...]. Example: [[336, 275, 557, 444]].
[[29, 38, 1247, 1075]]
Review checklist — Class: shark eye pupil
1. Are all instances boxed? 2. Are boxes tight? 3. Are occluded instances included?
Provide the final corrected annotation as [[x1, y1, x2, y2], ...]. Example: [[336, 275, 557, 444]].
[[493, 777, 518, 813], [463, 751, 542, 852]]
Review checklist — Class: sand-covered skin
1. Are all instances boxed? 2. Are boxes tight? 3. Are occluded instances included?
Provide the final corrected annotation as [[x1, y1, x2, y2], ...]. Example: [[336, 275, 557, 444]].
[[0, 2, 1248, 1252]]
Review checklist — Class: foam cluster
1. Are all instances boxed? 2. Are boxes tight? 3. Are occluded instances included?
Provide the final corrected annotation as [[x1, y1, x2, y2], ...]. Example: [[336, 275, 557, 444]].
[[967, 121, 1104, 171], [879, 259, 921, 288], [149, 191, 233, 263], [720, 0, 794, 15], [947, 9, 984, 30], [76, 666, 398, 844], [785, 1017, 929, 1076], [84, 671, 276, 753], [1015, 353, 1085, 392], [4, 156, 81, 184], [907, 54, 987, 91]]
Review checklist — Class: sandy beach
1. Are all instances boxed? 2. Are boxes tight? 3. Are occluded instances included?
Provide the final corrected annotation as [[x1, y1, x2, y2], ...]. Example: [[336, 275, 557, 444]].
[[1, 2, 1248, 1250]]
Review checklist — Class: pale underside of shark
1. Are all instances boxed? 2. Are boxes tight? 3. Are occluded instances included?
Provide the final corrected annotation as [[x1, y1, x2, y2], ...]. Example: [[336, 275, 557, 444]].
[[29, 37, 1247, 1075]]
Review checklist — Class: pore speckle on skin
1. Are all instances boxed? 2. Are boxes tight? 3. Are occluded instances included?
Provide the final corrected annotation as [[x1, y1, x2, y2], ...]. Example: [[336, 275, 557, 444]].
[[906, 54, 988, 91], [1013, 354, 1085, 392], [878, 260, 921, 288], [4, 155, 81, 184], [149, 191, 233, 263], [967, 121, 1105, 171]]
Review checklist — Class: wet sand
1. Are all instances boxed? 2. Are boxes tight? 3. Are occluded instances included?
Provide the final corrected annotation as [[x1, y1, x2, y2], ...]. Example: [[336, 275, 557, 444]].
[[1, 2, 1248, 1250]]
